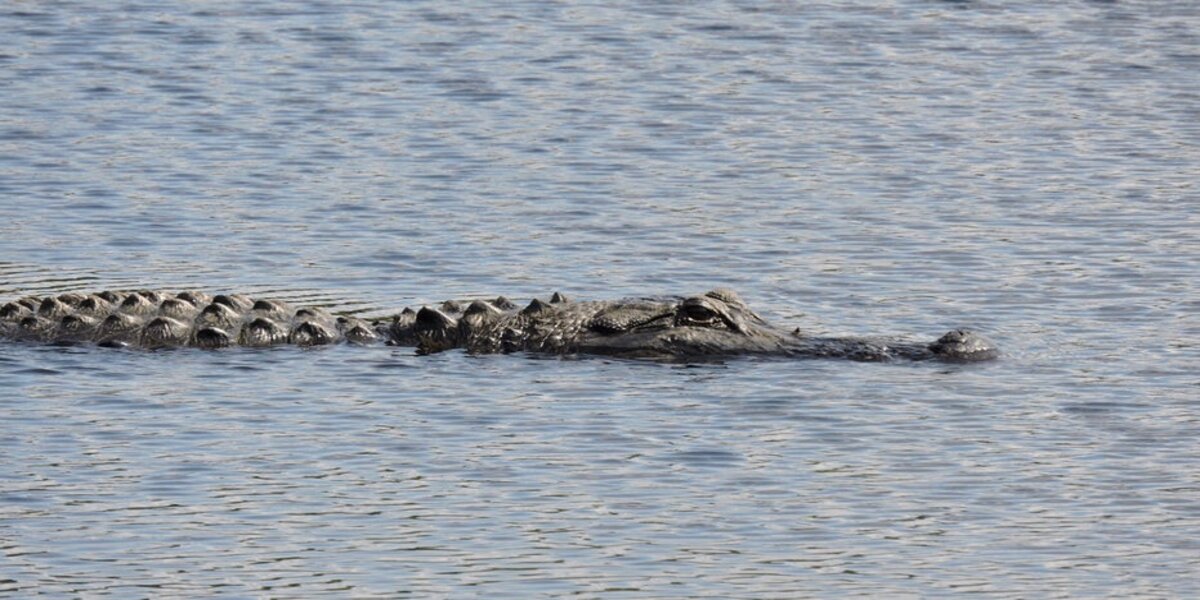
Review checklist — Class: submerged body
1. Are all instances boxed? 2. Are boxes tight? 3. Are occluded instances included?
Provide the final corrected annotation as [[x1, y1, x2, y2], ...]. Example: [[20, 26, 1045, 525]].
[[0, 288, 997, 362]]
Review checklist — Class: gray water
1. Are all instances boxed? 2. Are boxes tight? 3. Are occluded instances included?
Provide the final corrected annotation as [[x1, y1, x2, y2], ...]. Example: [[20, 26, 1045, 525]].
[[2, 1, 1198, 597]]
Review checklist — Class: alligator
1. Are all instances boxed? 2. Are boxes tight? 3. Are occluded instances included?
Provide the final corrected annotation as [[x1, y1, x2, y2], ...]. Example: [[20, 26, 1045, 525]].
[[0, 288, 997, 362]]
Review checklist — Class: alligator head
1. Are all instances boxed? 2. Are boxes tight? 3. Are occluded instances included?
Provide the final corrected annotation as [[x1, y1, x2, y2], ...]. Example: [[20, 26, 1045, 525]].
[[574, 288, 794, 359], [575, 288, 998, 362]]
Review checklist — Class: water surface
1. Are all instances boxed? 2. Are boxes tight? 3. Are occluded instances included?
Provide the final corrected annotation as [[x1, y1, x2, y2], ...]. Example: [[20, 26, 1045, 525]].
[[2, 1, 1198, 597]]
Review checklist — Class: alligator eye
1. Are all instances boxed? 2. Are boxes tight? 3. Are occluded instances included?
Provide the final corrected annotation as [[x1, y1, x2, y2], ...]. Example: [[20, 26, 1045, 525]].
[[682, 304, 719, 323]]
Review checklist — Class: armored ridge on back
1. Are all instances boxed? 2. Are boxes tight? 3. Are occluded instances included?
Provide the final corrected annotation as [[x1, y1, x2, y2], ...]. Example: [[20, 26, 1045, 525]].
[[0, 288, 998, 362]]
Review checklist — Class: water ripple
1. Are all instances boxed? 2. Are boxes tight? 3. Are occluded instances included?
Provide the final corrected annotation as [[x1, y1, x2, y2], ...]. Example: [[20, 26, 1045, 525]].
[[2, 0, 1199, 597]]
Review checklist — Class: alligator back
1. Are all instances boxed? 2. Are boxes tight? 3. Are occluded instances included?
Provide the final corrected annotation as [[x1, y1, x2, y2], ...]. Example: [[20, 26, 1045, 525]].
[[0, 290, 380, 348]]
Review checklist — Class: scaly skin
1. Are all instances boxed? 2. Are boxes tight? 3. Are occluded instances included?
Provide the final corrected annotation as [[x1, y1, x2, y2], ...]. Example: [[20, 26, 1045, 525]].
[[1, 288, 998, 362], [0, 290, 380, 349]]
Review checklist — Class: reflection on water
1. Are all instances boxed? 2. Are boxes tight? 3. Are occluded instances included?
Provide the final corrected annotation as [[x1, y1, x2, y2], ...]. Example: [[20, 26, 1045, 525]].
[[2, 1, 1199, 597]]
